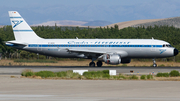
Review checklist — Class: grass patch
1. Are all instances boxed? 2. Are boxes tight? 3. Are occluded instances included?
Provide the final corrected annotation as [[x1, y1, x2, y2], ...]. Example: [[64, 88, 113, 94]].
[[169, 70, 180, 77], [22, 70, 111, 79], [25, 71, 34, 77], [66, 70, 80, 79], [156, 73, 169, 77], [24, 70, 180, 81], [10, 76, 16, 78], [118, 74, 127, 79], [76, 58, 86, 61], [129, 75, 138, 80], [156, 73, 163, 77], [140, 75, 146, 80], [159, 64, 166, 67], [35, 71, 55, 78], [147, 75, 153, 79], [83, 70, 109, 79], [21, 69, 34, 77], [121, 64, 128, 67], [156, 70, 180, 77], [21, 70, 143, 80], [14, 59, 57, 63], [56, 71, 67, 77]]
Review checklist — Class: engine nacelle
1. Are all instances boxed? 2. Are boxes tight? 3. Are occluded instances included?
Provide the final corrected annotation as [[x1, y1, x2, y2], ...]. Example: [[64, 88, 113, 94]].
[[121, 58, 131, 64], [103, 54, 121, 65]]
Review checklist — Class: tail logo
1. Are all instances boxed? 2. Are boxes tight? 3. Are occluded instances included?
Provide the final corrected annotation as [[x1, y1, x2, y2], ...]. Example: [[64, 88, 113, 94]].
[[12, 20, 23, 28]]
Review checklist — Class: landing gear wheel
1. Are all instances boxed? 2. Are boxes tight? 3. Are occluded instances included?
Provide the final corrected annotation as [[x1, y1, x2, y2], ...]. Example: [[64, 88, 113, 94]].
[[97, 61, 103, 67], [152, 59, 157, 67], [153, 63, 157, 67], [89, 62, 95, 67]]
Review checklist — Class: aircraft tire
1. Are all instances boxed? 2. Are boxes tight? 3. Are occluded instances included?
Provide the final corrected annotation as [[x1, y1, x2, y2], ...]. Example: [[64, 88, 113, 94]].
[[89, 62, 95, 67], [153, 63, 157, 67], [97, 61, 103, 67]]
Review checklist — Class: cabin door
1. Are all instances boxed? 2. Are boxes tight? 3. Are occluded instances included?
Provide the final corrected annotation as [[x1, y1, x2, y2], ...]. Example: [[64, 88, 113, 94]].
[[151, 40, 156, 51]]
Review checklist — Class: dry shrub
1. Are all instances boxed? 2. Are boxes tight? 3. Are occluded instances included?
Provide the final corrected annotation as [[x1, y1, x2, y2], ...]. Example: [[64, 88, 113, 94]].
[[21, 69, 34, 77]]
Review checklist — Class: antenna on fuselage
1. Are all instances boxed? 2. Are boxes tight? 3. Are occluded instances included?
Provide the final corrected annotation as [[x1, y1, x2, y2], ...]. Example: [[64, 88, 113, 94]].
[[152, 37, 154, 40], [76, 37, 78, 39]]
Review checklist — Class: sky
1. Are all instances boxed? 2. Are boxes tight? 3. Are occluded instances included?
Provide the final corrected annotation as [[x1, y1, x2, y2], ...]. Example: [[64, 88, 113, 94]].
[[1, 0, 180, 25], [1, 0, 149, 7]]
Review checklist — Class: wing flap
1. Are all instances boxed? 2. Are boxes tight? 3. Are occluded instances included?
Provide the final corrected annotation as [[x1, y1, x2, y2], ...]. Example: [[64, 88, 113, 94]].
[[67, 48, 106, 54]]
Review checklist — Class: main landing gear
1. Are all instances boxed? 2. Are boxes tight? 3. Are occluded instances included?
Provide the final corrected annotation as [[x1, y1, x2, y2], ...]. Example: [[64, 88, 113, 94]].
[[97, 61, 103, 67], [89, 62, 95, 67], [153, 59, 157, 67], [89, 61, 103, 67]]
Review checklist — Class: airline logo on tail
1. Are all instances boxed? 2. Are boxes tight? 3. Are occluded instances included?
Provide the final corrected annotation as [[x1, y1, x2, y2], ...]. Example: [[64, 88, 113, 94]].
[[12, 20, 23, 28]]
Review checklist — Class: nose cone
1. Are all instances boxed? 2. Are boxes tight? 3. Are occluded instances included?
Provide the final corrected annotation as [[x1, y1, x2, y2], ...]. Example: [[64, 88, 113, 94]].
[[174, 48, 179, 56]]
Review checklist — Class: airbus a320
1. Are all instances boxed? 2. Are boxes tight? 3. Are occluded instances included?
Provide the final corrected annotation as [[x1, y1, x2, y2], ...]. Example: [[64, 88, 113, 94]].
[[6, 11, 179, 67]]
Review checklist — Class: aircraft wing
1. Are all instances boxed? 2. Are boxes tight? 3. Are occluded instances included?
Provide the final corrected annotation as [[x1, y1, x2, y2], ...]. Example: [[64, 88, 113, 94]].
[[67, 48, 106, 54], [66, 48, 128, 58]]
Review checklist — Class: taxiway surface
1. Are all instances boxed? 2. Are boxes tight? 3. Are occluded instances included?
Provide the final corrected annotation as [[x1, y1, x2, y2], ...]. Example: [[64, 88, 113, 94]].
[[0, 75, 180, 101], [0, 66, 180, 101], [0, 66, 180, 75]]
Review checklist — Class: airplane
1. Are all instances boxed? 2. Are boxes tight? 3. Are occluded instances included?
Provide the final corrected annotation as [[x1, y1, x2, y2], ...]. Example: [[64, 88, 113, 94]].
[[6, 11, 179, 67]]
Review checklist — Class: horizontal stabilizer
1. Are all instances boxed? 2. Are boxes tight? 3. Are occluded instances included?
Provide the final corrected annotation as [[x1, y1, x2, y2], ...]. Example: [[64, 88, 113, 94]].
[[6, 41, 28, 46]]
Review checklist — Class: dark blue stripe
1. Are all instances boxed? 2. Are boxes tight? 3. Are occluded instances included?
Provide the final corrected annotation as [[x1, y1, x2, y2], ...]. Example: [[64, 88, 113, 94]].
[[10, 17, 22, 18], [14, 30, 33, 32], [6, 44, 14, 46], [28, 44, 162, 48]]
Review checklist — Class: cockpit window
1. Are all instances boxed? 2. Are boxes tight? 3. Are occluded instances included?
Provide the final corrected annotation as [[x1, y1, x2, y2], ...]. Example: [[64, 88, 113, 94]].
[[163, 44, 172, 47]]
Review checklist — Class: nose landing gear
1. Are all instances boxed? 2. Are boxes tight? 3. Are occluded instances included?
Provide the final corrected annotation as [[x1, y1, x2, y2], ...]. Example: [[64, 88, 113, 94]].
[[153, 59, 157, 67]]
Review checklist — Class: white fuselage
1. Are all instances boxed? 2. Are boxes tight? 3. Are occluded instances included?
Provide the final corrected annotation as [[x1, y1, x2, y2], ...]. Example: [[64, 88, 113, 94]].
[[7, 38, 175, 59]]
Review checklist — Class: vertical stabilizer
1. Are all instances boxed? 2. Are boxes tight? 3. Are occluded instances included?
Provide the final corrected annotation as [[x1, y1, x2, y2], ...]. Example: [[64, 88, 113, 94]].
[[8, 11, 42, 41]]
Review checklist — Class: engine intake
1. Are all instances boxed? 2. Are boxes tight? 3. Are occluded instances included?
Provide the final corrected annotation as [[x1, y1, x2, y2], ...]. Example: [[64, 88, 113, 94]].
[[103, 54, 121, 65]]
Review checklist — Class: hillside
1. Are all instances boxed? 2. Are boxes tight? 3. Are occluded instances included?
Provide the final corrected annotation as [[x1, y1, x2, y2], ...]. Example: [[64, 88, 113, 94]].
[[106, 17, 180, 29], [32, 20, 112, 27], [0, 25, 4, 28], [132, 17, 180, 28], [3, 17, 180, 29], [34, 18, 167, 29], [105, 19, 165, 29], [32, 20, 88, 26]]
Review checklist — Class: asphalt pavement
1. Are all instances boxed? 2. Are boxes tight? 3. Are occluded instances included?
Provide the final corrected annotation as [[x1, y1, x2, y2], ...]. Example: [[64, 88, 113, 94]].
[[0, 66, 180, 101], [0, 66, 180, 75]]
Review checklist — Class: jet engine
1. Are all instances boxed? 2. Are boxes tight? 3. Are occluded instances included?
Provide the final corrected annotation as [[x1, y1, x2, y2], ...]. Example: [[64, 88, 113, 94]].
[[121, 58, 131, 64], [103, 54, 121, 65]]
